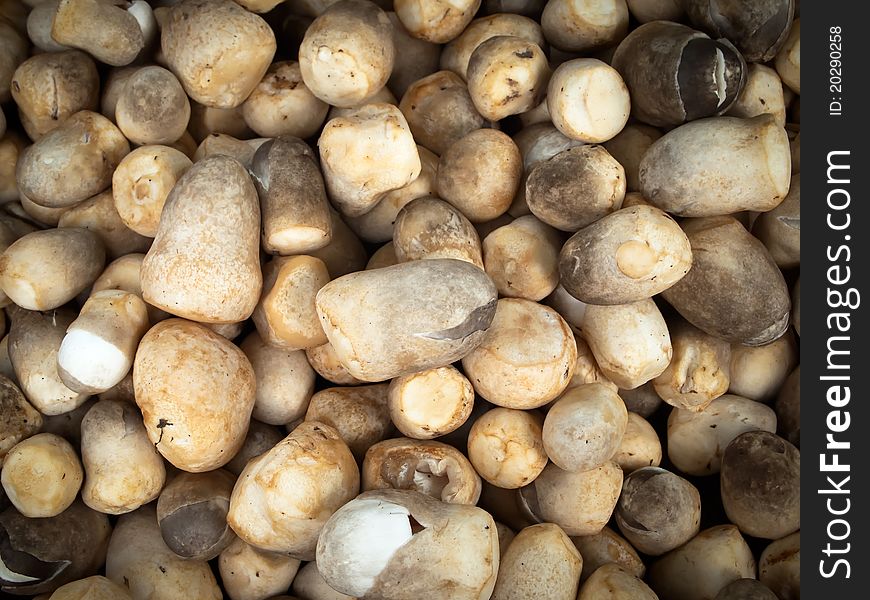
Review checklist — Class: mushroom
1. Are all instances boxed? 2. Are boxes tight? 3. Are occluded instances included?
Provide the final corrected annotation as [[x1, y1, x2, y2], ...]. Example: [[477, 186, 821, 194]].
[[56, 289, 149, 394], [437, 128, 523, 223], [240, 331, 316, 427], [399, 71, 487, 156], [80, 399, 166, 515], [466, 36, 550, 122], [462, 298, 577, 409], [7, 308, 89, 416], [602, 124, 662, 192], [759, 532, 800, 600], [316, 489, 499, 600], [227, 421, 359, 559], [15, 111, 130, 209], [559, 205, 691, 304], [161, 0, 276, 108], [115, 66, 190, 145], [661, 216, 791, 346], [683, 0, 795, 63], [305, 341, 367, 386], [223, 420, 284, 479], [192, 133, 268, 168], [365, 243, 400, 271], [714, 579, 779, 600], [544, 283, 588, 330], [345, 146, 438, 244], [10, 51, 99, 141], [218, 537, 301, 600], [252, 256, 330, 350], [567, 335, 618, 392], [47, 576, 133, 600], [547, 59, 630, 143], [291, 561, 355, 600], [315, 259, 497, 382], [582, 298, 672, 390], [720, 431, 800, 539], [752, 173, 800, 269], [611, 22, 747, 127], [482, 214, 562, 302], [774, 19, 799, 93], [56, 191, 151, 260], [389, 366, 474, 440], [25, 1, 70, 53], [52, 0, 152, 66], [0, 18, 28, 105], [89, 253, 168, 323], [99, 66, 139, 123], [626, 0, 684, 22], [0, 375, 42, 460], [387, 12, 441, 98], [242, 61, 329, 139], [393, 0, 481, 43], [318, 103, 421, 218], [578, 564, 658, 599], [616, 466, 701, 555], [541, 0, 628, 52], [727, 64, 787, 127], [308, 210, 369, 278], [1, 433, 83, 518], [111, 145, 193, 238], [37, 399, 96, 451], [305, 384, 393, 459], [298, 0, 395, 107], [543, 383, 627, 472], [467, 407, 547, 489], [667, 394, 777, 476], [525, 145, 626, 232], [106, 506, 221, 600], [648, 525, 756, 600], [520, 461, 623, 536], [442, 14, 546, 81], [775, 366, 800, 446], [393, 196, 484, 268], [0, 501, 111, 596], [157, 469, 237, 560], [570, 527, 645, 583], [728, 329, 797, 402], [140, 155, 262, 323], [613, 412, 662, 472], [187, 102, 252, 142], [491, 523, 582, 600], [363, 438, 482, 505], [133, 318, 256, 472]]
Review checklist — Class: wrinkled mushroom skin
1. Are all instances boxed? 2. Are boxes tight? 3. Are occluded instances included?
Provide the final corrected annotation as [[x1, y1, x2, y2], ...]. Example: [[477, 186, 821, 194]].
[[648, 525, 756, 600], [661, 217, 791, 346], [161, 0, 277, 108], [363, 438, 482, 505], [616, 467, 701, 556], [0, 501, 111, 596], [720, 431, 800, 539], [16, 111, 130, 210], [640, 115, 791, 217], [559, 205, 691, 305], [612, 22, 746, 127], [684, 0, 795, 63], [491, 523, 582, 600], [316, 489, 499, 600], [11, 51, 99, 142], [157, 469, 237, 561], [316, 259, 498, 382]]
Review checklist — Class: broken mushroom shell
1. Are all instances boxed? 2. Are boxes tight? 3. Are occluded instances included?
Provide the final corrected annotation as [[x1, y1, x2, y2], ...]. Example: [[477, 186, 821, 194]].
[[133, 318, 256, 472], [720, 430, 800, 539], [462, 298, 577, 409], [316, 489, 499, 600], [661, 216, 791, 346], [389, 366, 474, 441], [542, 383, 628, 473], [305, 384, 393, 459], [667, 394, 777, 476], [1, 433, 83, 518], [363, 437, 482, 505], [299, 0, 395, 107], [161, 0, 276, 108], [315, 258, 497, 382], [491, 523, 582, 600], [558, 204, 691, 304], [227, 421, 359, 559], [467, 407, 547, 489], [616, 466, 702, 556], [80, 399, 166, 515], [611, 21, 746, 128], [157, 469, 237, 561]]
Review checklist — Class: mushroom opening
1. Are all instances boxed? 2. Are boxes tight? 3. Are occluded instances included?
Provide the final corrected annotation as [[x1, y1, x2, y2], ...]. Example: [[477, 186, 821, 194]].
[[382, 455, 467, 503], [714, 48, 727, 107]]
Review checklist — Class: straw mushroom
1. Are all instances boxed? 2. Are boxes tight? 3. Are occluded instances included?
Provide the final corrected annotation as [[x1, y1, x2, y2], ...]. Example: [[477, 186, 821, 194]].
[[52, 0, 151, 66], [219, 537, 301, 600], [547, 59, 630, 143], [305, 384, 393, 459], [1, 433, 83, 518], [115, 66, 191, 145], [0, 375, 42, 460], [467, 407, 547, 489], [242, 61, 329, 139], [394, 0, 481, 43], [389, 366, 475, 440]]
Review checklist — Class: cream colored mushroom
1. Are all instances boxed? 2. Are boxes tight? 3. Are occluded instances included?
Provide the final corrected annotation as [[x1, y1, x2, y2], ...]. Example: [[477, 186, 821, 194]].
[[1, 433, 83, 518], [389, 366, 474, 440], [305, 384, 393, 459], [467, 407, 547, 489]]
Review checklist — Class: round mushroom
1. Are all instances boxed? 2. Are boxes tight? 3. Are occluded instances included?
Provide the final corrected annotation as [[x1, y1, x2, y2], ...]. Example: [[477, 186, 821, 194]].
[[467, 407, 547, 489], [1, 433, 83, 518], [389, 366, 475, 440], [115, 66, 190, 145]]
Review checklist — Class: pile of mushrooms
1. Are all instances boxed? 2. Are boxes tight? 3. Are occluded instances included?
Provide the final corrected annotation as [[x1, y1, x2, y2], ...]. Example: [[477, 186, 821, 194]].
[[0, 0, 800, 599]]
